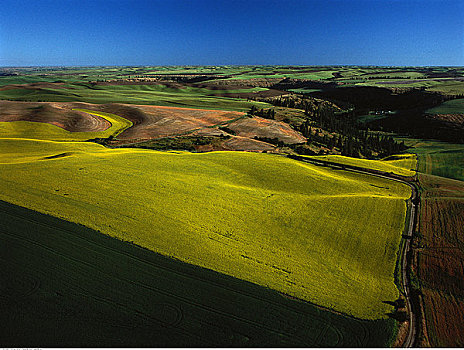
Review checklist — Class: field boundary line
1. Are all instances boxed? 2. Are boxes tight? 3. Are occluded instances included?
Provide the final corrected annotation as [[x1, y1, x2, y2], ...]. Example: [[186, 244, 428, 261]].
[[287, 154, 420, 348]]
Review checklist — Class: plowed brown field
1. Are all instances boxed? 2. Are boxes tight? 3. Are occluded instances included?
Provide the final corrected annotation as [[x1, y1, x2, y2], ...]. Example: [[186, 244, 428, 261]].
[[1, 101, 308, 152], [422, 288, 464, 347], [416, 173, 464, 347], [112, 104, 244, 140], [226, 117, 306, 144], [426, 114, 464, 127], [0, 101, 111, 132]]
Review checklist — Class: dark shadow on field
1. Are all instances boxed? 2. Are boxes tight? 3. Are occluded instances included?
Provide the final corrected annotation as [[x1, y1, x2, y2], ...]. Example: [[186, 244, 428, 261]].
[[382, 298, 405, 309], [0, 200, 395, 347], [386, 311, 408, 323], [383, 300, 397, 307], [383, 299, 407, 323], [43, 152, 74, 160]]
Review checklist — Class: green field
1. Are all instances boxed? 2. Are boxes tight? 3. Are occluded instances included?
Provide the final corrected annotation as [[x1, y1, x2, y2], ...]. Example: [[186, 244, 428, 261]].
[[357, 79, 464, 96], [398, 138, 464, 181], [0, 135, 411, 319], [0, 199, 396, 347], [0, 83, 272, 111], [425, 98, 464, 114]]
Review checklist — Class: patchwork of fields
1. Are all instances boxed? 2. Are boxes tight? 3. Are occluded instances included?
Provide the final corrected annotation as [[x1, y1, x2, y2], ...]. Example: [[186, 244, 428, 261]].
[[0, 101, 305, 152], [401, 139, 464, 347], [5, 65, 451, 346]]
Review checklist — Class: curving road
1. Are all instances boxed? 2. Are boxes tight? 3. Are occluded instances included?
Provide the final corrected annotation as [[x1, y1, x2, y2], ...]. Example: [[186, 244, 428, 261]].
[[288, 155, 419, 348]]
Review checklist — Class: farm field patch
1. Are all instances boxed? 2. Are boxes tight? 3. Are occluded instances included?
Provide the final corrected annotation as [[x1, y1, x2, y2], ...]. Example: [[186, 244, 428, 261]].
[[421, 288, 464, 347], [299, 154, 417, 177], [425, 98, 464, 114], [225, 116, 306, 144], [404, 138, 464, 347], [109, 104, 245, 141], [400, 138, 464, 181], [0, 101, 132, 141], [0, 138, 411, 320], [0, 81, 272, 111], [0, 101, 302, 151], [416, 174, 464, 347], [0, 200, 396, 347]]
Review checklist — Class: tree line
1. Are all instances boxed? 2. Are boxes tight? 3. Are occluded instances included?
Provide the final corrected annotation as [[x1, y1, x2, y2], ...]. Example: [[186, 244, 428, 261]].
[[248, 95, 407, 158]]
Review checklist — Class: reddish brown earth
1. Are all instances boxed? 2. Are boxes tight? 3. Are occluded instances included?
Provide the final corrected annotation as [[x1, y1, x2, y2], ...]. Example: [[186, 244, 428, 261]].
[[0, 100, 246, 140], [0, 100, 111, 132], [0, 100, 305, 152], [193, 136, 277, 153], [191, 128, 229, 137], [422, 289, 464, 347], [226, 116, 306, 144], [99, 104, 244, 140], [426, 114, 464, 127], [415, 173, 464, 347], [220, 136, 277, 152]]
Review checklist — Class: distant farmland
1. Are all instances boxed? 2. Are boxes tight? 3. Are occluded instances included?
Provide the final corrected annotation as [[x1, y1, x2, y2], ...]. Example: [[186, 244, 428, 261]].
[[426, 98, 464, 115]]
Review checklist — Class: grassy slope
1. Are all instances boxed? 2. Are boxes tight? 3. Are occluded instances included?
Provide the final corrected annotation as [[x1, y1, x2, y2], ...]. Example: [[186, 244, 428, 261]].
[[0, 137, 411, 319], [400, 138, 464, 181], [0, 199, 395, 347], [301, 154, 417, 177], [425, 98, 464, 114]]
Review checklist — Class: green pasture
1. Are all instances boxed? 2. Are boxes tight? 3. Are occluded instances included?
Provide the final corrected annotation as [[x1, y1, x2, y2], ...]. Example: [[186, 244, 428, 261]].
[[357, 113, 390, 124], [359, 71, 426, 80], [357, 79, 464, 96], [288, 88, 323, 94], [426, 98, 464, 114], [398, 138, 464, 181]]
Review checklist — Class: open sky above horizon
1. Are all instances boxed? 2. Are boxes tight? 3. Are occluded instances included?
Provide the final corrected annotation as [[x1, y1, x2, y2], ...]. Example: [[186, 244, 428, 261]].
[[0, 0, 463, 67]]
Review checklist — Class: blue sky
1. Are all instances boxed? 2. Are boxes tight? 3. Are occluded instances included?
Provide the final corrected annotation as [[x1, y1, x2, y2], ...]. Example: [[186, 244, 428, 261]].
[[0, 0, 462, 66]]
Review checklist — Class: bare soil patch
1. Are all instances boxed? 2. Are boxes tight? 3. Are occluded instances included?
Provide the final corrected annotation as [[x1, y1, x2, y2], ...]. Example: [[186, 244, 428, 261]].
[[426, 114, 464, 127], [221, 136, 276, 152], [422, 288, 464, 347], [100, 104, 244, 141], [226, 117, 306, 144], [0, 100, 111, 132]]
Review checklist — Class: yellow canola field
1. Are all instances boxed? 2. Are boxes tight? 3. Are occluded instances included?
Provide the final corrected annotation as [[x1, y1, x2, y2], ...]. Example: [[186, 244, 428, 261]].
[[0, 108, 132, 141], [0, 137, 411, 319], [305, 154, 417, 177]]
